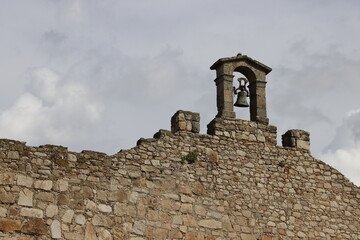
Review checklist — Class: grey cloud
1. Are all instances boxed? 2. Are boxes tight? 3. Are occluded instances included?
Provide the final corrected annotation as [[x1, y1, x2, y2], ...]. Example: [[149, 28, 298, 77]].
[[268, 51, 360, 156], [321, 109, 360, 186], [42, 30, 66, 48]]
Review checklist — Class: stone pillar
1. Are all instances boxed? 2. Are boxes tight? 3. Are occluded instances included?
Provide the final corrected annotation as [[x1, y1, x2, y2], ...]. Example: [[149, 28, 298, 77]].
[[282, 129, 310, 150], [215, 74, 236, 118], [249, 80, 269, 124], [171, 110, 200, 133]]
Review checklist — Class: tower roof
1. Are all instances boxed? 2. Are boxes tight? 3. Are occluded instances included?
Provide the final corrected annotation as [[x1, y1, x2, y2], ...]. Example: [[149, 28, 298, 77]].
[[210, 54, 272, 74]]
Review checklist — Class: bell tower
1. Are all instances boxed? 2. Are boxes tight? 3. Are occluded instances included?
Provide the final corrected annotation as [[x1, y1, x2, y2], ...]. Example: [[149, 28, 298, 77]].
[[210, 54, 272, 124]]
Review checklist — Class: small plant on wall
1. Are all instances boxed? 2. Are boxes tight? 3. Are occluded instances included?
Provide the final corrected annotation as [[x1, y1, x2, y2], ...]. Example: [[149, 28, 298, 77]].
[[181, 151, 198, 164]]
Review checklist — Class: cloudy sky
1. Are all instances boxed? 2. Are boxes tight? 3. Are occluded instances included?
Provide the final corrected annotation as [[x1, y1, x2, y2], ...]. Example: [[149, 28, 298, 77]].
[[0, 0, 359, 185]]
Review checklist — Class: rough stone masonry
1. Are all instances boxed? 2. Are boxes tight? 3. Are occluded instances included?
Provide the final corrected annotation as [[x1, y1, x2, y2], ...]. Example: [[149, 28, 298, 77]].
[[0, 55, 359, 239], [0, 110, 359, 239]]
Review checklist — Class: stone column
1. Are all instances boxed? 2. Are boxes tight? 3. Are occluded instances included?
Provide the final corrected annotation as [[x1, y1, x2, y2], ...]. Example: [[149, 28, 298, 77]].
[[214, 74, 236, 118], [249, 80, 268, 124]]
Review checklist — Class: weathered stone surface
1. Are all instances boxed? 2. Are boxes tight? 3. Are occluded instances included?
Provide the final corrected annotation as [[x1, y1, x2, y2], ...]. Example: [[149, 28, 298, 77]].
[[0, 173, 15, 185], [85, 199, 97, 210], [240, 233, 256, 240], [18, 188, 33, 206], [16, 175, 33, 188], [46, 204, 58, 218], [0, 188, 15, 203], [20, 208, 43, 218], [85, 222, 98, 240], [0, 218, 21, 231], [55, 179, 68, 192], [62, 209, 74, 223], [8, 151, 19, 159], [92, 214, 114, 227], [108, 189, 128, 202], [64, 232, 84, 240], [98, 204, 112, 213], [192, 181, 207, 196], [21, 218, 47, 235], [75, 214, 86, 225], [112, 225, 124, 239], [114, 203, 126, 216], [297, 139, 310, 150], [34, 180, 53, 191], [97, 227, 112, 240], [36, 192, 55, 202], [282, 129, 310, 150], [68, 153, 77, 162], [51, 220, 61, 239], [133, 220, 145, 235], [198, 219, 222, 229], [0, 108, 359, 240], [0, 207, 6, 217]]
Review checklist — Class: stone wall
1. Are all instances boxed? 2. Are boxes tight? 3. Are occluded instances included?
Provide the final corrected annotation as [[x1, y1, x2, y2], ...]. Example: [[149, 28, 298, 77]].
[[0, 110, 359, 240]]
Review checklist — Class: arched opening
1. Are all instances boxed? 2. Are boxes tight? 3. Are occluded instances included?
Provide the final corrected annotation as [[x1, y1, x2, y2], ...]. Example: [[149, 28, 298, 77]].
[[233, 66, 257, 121], [233, 72, 250, 120]]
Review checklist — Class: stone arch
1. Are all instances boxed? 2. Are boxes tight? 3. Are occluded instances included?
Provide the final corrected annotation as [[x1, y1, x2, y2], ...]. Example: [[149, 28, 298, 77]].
[[233, 66, 257, 83], [210, 54, 271, 124]]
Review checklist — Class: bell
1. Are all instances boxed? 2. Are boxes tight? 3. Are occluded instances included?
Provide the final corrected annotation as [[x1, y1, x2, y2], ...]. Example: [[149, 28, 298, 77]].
[[234, 90, 249, 107]]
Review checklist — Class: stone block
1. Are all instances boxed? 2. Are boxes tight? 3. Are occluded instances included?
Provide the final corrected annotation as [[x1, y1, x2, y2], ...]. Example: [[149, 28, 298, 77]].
[[0, 207, 6, 217], [97, 228, 112, 240], [20, 208, 43, 218], [198, 219, 222, 229], [46, 204, 58, 218], [68, 153, 77, 162], [0, 218, 21, 232], [171, 110, 200, 133], [114, 203, 127, 216], [85, 222, 97, 240], [21, 218, 47, 235], [36, 192, 56, 202], [51, 220, 61, 239], [62, 209, 74, 223], [98, 204, 112, 213], [282, 129, 310, 150], [16, 175, 33, 188], [0, 173, 15, 185], [18, 188, 33, 207], [34, 180, 53, 191], [75, 214, 86, 225], [7, 151, 19, 159], [132, 220, 145, 235], [0, 188, 15, 203], [92, 214, 114, 227], [55, 179, 68, 192]]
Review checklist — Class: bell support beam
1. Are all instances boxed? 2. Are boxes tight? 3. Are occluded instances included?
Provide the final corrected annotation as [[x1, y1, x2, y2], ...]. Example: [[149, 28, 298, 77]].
[[214, 74, 236, 118]]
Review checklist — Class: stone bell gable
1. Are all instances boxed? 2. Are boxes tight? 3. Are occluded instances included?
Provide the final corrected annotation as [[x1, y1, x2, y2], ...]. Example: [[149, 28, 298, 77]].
[[210, 54, 272, 124], [0, 55, 359, 239]]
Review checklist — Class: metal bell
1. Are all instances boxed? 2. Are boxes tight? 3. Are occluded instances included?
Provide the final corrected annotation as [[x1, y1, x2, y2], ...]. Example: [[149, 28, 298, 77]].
[[234, 90, 249, 107]]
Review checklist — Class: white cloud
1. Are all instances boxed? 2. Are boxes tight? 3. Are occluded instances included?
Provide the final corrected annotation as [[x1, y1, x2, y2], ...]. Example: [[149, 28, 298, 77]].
[[321, 108, 360, 186], [321, 145, 360, 187], [0, 67, 103, 146]]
